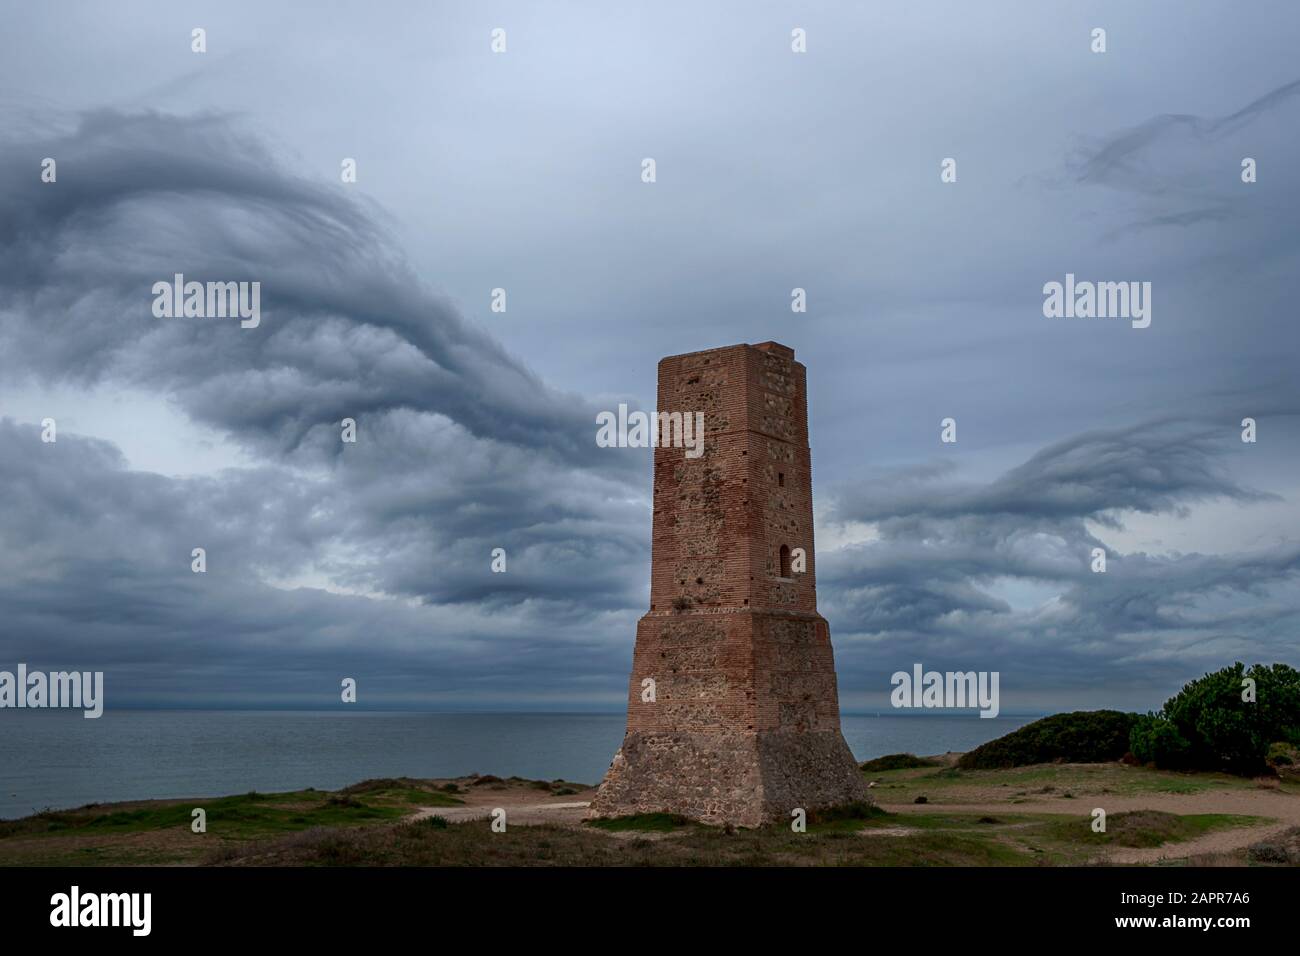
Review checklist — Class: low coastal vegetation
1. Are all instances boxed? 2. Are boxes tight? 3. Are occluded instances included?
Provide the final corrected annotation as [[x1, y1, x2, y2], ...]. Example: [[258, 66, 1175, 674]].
[[957, 710, 1138, 769], [859, 753, 942, 772], [1129, 662, 1300, 775], [940, 662, 1300, 777], [0, 779, 463, 856], [1040, 811, 1263, 849]]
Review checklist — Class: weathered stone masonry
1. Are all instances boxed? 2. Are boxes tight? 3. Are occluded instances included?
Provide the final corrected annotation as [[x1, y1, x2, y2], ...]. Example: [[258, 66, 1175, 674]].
[[588, 342, 869, 827]]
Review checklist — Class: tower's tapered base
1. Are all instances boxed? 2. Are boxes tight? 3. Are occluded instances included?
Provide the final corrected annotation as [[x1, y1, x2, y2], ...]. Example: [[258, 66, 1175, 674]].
[[586, 607, 870, 828], [587, 728, 869, 828]]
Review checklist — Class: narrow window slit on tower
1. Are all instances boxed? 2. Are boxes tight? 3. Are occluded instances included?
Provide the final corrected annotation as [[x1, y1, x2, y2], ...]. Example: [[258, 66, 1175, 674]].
[[779, 544, 791, 577]]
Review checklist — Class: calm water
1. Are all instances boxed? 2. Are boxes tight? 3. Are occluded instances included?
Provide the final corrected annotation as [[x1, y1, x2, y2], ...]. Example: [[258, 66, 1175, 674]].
[[0, 710, 1038, 818]]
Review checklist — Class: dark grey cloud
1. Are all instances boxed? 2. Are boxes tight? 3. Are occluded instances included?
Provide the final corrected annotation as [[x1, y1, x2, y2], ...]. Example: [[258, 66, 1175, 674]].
[[0, 418, 641, 708], [821, 420, 1299, 708], [1071, 78, 1300, 190], [0, 110, 623, 467], [1067, 75, 1300, 246], [836, 420, 1274, 525], [0, 110, 660, 706], [0, 109, 657, 701]]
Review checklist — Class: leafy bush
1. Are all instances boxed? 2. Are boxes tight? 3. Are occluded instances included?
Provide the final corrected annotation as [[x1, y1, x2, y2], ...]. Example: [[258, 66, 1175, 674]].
[[1128, 714, 1192, 768], [1267, 742, 1295, 767], [958, 710, 1138, 769], [1133, 663, 1300, 774], [859, 753, 940, 772], [1247, 841, 1290, 864], [1246, 826, 1300, 865]]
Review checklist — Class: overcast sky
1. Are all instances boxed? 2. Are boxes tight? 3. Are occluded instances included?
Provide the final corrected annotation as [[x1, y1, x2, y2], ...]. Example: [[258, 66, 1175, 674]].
[[0, 1, 1296, 713]]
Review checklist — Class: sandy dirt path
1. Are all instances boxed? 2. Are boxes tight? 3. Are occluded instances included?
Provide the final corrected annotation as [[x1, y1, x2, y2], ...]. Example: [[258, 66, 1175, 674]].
[[411, 781, 599, 826], [881, 790, 1300, 863], [412, 801, 592, 826]]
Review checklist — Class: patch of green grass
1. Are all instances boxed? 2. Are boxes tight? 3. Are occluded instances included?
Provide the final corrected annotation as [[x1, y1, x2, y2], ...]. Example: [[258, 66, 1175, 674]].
[[338, 780, 465, 807], [214, 815, 1041, 867], [859, 812, 1037, 832], [78, 791, 403, 837], [0, 782, 462, 848], [363, 787, 463, 808], [867, 761, 1260, 806], [806, 802, 890, 832], [586, 813, 697, 833], [1039, 811, 1267, 849]]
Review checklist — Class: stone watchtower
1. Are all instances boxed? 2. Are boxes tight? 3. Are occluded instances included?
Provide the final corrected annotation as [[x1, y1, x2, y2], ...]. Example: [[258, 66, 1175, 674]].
[[588, 342, 869, 826]]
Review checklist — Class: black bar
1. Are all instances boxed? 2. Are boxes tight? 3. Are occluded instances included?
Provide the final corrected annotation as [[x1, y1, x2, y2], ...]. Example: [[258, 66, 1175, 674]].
[[1, 866, 1290, 940]]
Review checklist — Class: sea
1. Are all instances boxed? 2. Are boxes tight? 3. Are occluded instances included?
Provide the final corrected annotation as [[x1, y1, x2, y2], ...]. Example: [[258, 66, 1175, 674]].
[[0, 710, 1038, 819]]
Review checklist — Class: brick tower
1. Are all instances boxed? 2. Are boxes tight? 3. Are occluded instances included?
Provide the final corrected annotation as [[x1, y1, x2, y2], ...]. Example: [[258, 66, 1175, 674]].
[[588, 342, 869, 827]]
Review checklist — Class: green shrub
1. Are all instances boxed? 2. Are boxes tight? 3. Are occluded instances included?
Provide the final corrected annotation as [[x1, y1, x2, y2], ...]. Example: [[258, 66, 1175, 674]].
[[1136, 663, 1300, 775], [859, 753, 940, 772], [958, 710, 1138, 769], [1247, 842, 1289, 864], [1267, 742, 1295, 767], [1129, 714, 1192, 768]]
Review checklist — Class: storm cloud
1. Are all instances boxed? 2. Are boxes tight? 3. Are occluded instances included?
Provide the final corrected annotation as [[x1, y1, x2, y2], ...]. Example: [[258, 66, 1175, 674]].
[[821, 421, 1299, 709], [0, 109, 614, 466]]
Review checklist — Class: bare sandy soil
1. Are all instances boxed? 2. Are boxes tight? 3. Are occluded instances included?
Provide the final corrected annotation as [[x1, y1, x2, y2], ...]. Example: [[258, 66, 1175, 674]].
[[410, 776, 600, 826], [412, 800, 593, 826]]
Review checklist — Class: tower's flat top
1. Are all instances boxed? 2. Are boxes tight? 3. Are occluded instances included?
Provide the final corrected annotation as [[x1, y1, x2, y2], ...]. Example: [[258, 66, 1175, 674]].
[[659, 341, 795, 364]]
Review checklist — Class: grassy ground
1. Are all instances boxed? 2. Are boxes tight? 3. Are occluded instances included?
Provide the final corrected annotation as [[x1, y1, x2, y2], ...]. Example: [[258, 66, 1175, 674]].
[[0, 765, 1292, 867], [0, 777, 465, 866], [862, 761, 1289, 804], [217, 815, 1035, 867], [201, 806, 1261, 867]]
